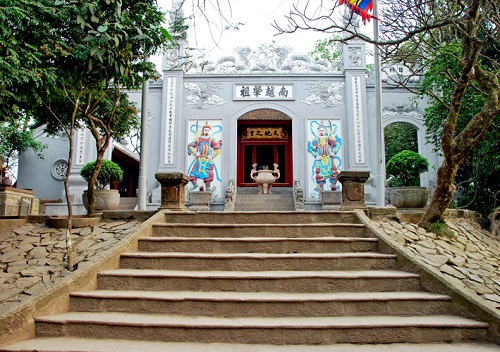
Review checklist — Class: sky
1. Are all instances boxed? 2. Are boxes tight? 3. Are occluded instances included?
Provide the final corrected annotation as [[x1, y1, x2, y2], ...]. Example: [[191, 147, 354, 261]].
[[153, 0, 342, 69]]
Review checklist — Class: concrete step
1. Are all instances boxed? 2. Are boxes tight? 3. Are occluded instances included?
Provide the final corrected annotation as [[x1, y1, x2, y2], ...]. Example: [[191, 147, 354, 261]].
[[234, 205, 296, 211], [34, 312, 489, 344], [236, 195, 294, 202], [137, 236, 380, 253], [152, 223, 369, 238], [237, 187, 293, 195], [96, 269, 422, 293], [3, 338, 499, 352], [160, 211, 362, 225], [117, 197, 138, 210], [119, 252, 397, 271], [69, 290, 452, 317], [235, 199, 295, 205], [235, 194, 296, 211]]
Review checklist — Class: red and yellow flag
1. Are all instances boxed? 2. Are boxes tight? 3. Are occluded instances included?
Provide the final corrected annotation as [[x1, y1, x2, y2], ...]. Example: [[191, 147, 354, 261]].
[[339, 0, 375, 24]]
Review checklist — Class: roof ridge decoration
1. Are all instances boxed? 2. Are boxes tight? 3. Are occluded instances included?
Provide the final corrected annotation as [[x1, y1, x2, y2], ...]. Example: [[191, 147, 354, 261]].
[[185, 43, 338, 74]]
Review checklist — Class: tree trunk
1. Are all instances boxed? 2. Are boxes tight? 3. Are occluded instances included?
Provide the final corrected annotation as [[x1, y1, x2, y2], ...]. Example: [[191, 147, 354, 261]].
[[63, 132, 75, 271], [419, 65, 500, 228], [418, 159, 458, 227], [86, 137, 111, 217]]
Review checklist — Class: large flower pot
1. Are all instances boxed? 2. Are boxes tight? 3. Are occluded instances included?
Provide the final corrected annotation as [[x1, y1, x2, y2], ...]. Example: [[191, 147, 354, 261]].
[[83, 189, 120, 211], [389, 186, 428, 209]]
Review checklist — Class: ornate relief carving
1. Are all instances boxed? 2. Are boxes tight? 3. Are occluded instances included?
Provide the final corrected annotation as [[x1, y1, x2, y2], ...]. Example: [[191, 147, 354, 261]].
[[51, 159, 68, 180], [302, 82, 345, 108], [348, 47, 362, 67], [383, 103, 422, 119], [347, 185, 364, 201], [189, 43, 335, 74], [184, 82, 227, 110]]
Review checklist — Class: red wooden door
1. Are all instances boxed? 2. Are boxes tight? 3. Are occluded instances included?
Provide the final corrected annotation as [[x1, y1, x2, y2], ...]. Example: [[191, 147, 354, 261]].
[[237, 120, 292, 187]]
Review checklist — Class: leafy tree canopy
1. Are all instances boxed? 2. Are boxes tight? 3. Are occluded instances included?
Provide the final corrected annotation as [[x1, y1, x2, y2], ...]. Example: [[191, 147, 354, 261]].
[[274, 0, 500, 227], [419, 41, 499, 218]]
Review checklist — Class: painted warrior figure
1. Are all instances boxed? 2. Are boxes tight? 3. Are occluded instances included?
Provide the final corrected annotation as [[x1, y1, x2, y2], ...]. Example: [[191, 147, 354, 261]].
[[187, 122, 222, 190], [308, 122, 339, 191]]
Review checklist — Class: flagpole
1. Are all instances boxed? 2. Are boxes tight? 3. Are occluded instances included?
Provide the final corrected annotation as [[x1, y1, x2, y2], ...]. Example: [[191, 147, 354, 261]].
[[373, 0, 386, 206], [138, 58, 149, 211]]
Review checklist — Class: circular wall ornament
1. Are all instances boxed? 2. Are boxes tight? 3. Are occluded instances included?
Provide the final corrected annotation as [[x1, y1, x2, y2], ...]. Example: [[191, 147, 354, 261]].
[[51, 159, 68, 180]]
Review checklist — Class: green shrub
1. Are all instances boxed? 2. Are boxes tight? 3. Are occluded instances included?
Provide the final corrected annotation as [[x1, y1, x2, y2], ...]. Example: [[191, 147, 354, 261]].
[[80, 159, 123, 189], [386, 150, 429, 187]]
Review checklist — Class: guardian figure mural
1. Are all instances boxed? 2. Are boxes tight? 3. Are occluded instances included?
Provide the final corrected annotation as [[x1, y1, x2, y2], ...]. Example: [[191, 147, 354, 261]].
[[187, 121, 223, 191], [308, 120, 342, 198]]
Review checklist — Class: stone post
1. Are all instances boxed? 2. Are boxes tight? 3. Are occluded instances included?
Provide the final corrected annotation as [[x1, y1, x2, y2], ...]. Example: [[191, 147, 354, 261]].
[[321, 190, 342, 210], [188, 191, 212, 212], [337, 171, 370, 211], [155, 172, 189, 211]]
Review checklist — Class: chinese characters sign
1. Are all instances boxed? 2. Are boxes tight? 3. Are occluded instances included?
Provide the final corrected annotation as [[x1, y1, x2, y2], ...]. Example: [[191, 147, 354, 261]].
[[164, 77, 176, 165], [234, 84, 294, 100], [75, 128, 86, 166], [245, 127, 283, 139], [352, 76, 365, 164]]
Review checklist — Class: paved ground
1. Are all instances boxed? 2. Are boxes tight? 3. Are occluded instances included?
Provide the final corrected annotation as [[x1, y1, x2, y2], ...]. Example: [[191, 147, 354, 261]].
[[0, 219, 142, 308]]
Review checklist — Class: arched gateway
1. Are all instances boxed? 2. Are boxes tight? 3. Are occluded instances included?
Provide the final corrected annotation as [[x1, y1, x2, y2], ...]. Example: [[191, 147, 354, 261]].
[[237, 109, 293, 187]]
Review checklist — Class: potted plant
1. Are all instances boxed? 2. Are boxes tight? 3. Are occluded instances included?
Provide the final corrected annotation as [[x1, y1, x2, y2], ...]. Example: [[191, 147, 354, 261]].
[[80, 159, 123, 211], [386, 150, 429, 208]]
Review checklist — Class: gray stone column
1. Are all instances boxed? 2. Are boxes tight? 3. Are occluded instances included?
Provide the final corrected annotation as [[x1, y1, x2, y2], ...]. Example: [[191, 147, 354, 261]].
[[337, 171, 370, 211], [155, 172, 189, 211]]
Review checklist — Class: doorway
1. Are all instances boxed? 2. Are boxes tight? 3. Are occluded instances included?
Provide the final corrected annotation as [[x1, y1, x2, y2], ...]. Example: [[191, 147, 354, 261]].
[[237, 110, 292, 187]]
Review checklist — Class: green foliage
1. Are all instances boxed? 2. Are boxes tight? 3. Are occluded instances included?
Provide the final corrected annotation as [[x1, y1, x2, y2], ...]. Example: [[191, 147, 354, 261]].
[[0, 121, 46, 178], [427, 221, 456, 239], [1, 0, 172, 123], [0, 0, 64, 122], [384, 123, 418, 162], [310, 35, 342, 70], [80, 159, 123, 189], [386, 150, 429, 187], [310, 34, 373, 72]]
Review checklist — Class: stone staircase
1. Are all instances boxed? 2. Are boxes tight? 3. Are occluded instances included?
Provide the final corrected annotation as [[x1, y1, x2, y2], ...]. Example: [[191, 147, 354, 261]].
[[234, 187, 295, 211], [117, 196, 138, 210], [0, 211, 490, 350]]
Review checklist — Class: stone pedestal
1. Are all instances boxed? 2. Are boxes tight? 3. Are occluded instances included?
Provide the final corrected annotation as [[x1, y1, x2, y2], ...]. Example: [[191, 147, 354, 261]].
[[337, 171, 370, 211], [321, 190, 342, 210], [189, 191, 212, 211], [0, 186, 36, 216], [155, 172, 189, 211]]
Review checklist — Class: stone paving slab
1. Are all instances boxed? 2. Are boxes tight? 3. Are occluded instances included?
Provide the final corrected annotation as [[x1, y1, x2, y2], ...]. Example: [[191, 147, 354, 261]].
[[372, 218, 500, 311], [0, 220, 141, 307]]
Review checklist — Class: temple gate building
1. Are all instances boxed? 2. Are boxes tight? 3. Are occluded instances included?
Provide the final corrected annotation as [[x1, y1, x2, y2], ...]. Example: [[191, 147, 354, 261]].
[[16, 8, 439, 213]]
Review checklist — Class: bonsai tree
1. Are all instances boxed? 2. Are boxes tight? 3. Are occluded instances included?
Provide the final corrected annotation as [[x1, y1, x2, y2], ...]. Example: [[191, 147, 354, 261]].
[[386, 150, 429, 187], [80, 159, 123, 190]]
